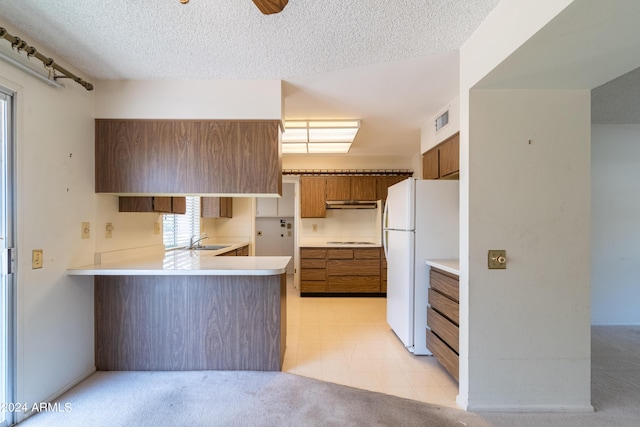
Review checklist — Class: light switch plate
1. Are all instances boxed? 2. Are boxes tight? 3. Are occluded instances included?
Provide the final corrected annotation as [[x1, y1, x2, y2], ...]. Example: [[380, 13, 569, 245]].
[[488, 249, 507, 269], [32, 249, 43, 269], [154, 222, 161, 235]]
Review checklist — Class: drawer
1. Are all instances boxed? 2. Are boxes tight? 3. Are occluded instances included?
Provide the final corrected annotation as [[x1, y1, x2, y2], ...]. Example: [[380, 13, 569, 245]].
[[327, 276, 380, 293], [426, 329, 459, 381], [301, 258, 326, 269], [301, 269, 326, 281], [301, 248, 326, 259], [354, 248, 380, 259], [427, 307, 459, 353], [327, 259, 380, 276], [430, 268, 459, 302], [301, 281, 326, 293], [428, 288, 459, 324], [327, 248, 353, 259]]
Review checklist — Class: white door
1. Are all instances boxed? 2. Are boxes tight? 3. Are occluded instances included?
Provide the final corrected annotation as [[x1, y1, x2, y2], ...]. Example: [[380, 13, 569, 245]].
[[385, 229, 415, 349]]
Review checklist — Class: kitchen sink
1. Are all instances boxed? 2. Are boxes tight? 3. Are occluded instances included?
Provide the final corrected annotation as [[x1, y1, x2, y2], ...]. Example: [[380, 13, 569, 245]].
[[192, 245, 230, 251]]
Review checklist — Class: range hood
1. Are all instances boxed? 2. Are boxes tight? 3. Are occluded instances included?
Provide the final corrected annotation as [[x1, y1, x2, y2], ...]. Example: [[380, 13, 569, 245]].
[[326, 200, 378, 209]]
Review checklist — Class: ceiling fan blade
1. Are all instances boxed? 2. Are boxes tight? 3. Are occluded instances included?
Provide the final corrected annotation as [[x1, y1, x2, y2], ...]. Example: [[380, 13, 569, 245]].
[[252, 0, 288, 15]]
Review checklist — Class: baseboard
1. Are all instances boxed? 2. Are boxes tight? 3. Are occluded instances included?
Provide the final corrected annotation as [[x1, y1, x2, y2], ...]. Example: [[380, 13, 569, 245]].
[[464, 402, 594, 413], [591, 322, 640, 326], [15, 366, 96, 423]]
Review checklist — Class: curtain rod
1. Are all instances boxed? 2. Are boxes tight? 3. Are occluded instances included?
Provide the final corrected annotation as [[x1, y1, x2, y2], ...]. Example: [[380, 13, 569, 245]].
[[0, 27, 93, 91]]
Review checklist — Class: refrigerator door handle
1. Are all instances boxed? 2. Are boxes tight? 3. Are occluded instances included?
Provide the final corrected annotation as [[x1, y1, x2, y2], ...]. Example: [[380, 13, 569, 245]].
[[382, 198, 389, 229], [382, 229, 388, 259], [382, 201, 389, 259]]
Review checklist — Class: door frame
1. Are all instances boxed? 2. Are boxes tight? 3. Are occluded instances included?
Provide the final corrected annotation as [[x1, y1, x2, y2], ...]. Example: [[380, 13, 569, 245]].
[[0, 86, 16, 427]]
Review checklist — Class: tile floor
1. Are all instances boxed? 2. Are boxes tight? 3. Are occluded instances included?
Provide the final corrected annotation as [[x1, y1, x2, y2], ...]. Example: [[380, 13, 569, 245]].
[[282, 275, 460, 408]]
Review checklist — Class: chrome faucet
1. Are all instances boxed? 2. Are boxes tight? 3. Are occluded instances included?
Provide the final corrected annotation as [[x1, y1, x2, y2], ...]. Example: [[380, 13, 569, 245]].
[[189, 233, 209, 249]]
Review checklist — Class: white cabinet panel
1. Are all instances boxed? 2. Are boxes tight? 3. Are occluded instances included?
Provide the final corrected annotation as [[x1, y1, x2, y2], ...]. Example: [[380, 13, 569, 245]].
[[256, 183, 295, 217]]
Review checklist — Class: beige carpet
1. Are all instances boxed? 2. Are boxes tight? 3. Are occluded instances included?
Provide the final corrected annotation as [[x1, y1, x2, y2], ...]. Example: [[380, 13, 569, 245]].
[[18, 326, 640, 427]]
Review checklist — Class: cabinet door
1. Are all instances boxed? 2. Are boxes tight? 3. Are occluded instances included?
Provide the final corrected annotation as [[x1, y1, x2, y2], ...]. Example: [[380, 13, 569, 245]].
[[202, 197, 232, 218], [189, 121, 281, 194], [256, 197, 278, 217], [325, 176, 351, 200], [351, 176, 378, 200], [171, 197, 187, 214], [439, 133, 459, 177], [300, 177, 326, 218], [119, 196, 173, 213], [422, 148, 440, 180], [220, 197, 233, 217]]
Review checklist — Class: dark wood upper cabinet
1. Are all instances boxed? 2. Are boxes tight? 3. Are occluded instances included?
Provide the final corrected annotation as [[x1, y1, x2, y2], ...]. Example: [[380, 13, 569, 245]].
[[422, 132, 459, 180], [326, 176, 378, 201], [119, 196, 186, 213], [95, 119, 282, 195], [300, 176, 326, 218], [201, 197, 233, 218], [422, 149, 440, 180], [350, 176, 378, 200], [325, 177, 350, 201], [439, 133, 460, 178]]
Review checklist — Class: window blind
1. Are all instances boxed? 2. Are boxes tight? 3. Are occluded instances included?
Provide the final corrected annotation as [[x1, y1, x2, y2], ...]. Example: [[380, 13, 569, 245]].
[[163, 196, 200, 249]]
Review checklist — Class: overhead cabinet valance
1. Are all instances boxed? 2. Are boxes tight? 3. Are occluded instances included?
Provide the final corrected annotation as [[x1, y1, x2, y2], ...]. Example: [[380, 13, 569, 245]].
[[95, 119, 282, 196]]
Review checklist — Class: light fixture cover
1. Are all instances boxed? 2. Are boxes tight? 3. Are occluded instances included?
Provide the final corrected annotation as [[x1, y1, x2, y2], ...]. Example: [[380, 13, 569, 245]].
[[281, 120, 359, 154]]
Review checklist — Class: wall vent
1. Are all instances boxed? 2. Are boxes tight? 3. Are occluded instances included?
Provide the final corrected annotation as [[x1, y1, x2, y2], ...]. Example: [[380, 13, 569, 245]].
[[435, 110, 449, 132]]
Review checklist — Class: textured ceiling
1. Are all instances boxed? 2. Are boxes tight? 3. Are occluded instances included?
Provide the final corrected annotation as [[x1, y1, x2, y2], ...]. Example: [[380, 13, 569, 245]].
[[0, 0, 500, 156]]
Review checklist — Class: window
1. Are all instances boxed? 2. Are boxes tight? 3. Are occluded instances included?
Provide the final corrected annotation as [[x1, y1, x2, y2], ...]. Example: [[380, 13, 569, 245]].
[[163, 196, 201, 249]]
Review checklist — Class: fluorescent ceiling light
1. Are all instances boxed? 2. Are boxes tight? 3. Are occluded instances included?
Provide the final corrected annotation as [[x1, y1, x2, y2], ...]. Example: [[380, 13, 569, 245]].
[[281, 120, 359, 154]]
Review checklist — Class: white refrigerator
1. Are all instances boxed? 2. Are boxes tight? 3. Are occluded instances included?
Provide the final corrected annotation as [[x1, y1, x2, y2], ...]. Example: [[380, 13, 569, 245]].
[[382, 178, 459, 355]]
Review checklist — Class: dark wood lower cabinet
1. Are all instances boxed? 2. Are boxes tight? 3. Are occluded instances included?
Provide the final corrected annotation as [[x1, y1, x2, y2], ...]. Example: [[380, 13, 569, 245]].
[[300, 247, 383, 296], [219, 244, 249, 256], [94, 274, 286, 371], [426, 267, 459, 381]]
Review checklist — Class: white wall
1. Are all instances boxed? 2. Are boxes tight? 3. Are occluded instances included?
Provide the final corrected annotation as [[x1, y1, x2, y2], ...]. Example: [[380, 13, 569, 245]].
[[0, 30, 96, 418], [299, 208, 381, 244], [94, 80, 282, 119], [467, 89, 591, 411], [95, 195, 163, 253], [591, 124, 640, 325], [420, 95, 460, 153], [201, 197, 255, 251], [458, 0, 590, 412]]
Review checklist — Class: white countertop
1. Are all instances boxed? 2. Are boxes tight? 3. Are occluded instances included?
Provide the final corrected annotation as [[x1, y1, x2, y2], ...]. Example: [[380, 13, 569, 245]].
[[68, 250, 291, 276], [426, 259, 460, 276]]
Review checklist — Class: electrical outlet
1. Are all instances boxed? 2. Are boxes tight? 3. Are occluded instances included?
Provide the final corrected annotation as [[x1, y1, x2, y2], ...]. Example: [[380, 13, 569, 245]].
[[32, 249, 43, 269], [105, 222, 113, 238], [312, 224, 317, 232], [154, 222, 161, 235], [81, 222, 90, 239]]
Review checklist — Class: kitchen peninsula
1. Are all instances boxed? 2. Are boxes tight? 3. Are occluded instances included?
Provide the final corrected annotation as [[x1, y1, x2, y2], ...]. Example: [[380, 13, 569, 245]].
[[68, 251, 290, 372]]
